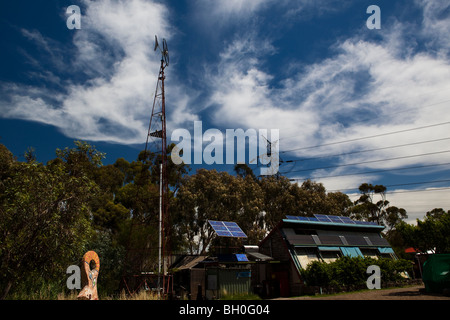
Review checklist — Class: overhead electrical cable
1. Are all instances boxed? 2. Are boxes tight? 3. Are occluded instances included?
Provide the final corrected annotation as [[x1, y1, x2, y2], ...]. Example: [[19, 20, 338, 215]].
[[327, 179, 450, 193], [280, 98, 450, 144], [281, 121, 450, 154], [281, 137, 450, 164], [287, 162, 450, 181], [280, 149, 450, 174], [385, 187, 450, 195]]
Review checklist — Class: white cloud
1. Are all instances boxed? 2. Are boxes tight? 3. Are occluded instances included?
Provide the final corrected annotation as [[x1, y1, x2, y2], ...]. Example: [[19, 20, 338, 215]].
[[203, 9, 450, 171], [1, 0, 197, 144], [193, 0, 273, 22], [196, 3, 450, 225], [417, 0, 450, 54]]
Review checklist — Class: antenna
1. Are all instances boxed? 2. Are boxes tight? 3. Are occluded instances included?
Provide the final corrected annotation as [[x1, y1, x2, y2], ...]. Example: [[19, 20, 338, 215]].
[[154, 35, 169, 67]]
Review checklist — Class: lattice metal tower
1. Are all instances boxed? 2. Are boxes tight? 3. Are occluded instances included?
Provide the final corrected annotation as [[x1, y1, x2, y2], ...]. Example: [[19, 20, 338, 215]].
[[121, 36, 172, 298], [145, 35, 171, 297]]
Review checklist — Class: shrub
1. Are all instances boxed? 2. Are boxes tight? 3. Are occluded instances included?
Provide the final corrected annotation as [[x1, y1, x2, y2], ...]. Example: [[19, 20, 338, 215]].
[[301, 256, 411, 290], [300, 260, 331, 287]]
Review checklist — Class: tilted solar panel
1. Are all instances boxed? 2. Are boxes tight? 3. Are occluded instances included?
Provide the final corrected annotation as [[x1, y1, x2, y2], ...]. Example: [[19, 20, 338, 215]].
[[235, 254, 249, 262], [208, 220, 248, 238]]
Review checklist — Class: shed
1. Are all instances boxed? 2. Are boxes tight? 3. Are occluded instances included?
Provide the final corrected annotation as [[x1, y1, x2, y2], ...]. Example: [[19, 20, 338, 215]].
[[171, 255, 208, 299], [171, 254, 253, 299]]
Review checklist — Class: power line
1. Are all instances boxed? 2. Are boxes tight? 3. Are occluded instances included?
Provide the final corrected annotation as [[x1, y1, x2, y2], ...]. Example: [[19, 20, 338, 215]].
[[288, 162, 450, 181], [339, 187, 450, 195], [281, 137, 450, 164], [280, 98, 450, 144], [385, 187, 450, 195], [281, 121, 450, 154], [281, 149, 450, 174], [327, 179, 450, 193]]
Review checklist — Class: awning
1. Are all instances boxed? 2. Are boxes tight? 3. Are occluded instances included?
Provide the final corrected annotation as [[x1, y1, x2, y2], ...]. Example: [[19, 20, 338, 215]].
[[340, 247, 364, 258], [318, 246, 341, 251], [378, 247, 395, 254]]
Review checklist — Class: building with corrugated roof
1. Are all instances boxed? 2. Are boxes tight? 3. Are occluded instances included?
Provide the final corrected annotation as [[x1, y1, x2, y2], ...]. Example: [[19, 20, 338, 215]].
[[257, 214, 397, 297]]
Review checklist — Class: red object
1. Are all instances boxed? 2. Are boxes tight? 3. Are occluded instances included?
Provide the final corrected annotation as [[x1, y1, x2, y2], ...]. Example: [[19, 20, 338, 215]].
[[405, 247, 419, 253]]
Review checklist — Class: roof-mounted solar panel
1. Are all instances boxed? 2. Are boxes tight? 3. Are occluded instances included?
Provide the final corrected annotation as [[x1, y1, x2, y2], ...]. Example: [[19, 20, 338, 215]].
[[314, 214, 332, 222], [286, 214, 380, 226], [208, 220, 248, 238]]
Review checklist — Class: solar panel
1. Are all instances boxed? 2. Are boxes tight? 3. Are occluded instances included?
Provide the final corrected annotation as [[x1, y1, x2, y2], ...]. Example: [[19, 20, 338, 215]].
[[285, 215, 324, 222], [329, 216, 344, 223], [285, 214, 379, 226], [216, 230, 233, 237], [314, 214, 332, 222], [208, 220, 248, 238], [235, 254, 249, 262]]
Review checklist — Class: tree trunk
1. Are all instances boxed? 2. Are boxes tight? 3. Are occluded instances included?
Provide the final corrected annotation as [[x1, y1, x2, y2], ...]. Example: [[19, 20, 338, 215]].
[[1, 279, 13, 300]]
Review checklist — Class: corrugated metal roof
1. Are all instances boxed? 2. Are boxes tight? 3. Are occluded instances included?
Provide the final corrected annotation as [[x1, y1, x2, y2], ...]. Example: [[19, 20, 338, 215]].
[[246, 251, 273, 261], [172, 255, 208, 270]]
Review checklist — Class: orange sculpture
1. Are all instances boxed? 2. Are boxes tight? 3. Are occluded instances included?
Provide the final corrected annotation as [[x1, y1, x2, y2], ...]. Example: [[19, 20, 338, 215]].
[[77, 251, 100, 300]]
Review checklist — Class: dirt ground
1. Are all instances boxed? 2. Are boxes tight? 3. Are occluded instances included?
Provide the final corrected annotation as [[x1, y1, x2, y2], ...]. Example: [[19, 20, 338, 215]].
[[276, 285, 450, 300]]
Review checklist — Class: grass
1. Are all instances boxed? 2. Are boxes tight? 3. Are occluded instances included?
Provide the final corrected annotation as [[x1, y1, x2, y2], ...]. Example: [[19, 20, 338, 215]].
[[219, 289, 262, 300], [56, 289, 161, 300]]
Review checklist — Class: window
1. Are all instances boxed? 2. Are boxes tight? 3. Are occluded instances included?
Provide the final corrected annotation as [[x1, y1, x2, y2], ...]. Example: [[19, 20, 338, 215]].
[[360, 248, 379, 259], [295, 247, 320, 268], [320, 250, 341, 263]]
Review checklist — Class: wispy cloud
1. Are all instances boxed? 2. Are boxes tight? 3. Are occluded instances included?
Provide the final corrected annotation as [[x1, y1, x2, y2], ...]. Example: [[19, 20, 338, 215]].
[[1, 0, 197, 144], [199, 1, 450, 193]]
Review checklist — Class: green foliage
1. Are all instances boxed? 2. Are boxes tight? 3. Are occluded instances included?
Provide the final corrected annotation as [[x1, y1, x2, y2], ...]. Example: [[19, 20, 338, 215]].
[[351, 183, 407, 230], [396, 209, 450, 254], [85, 231, 125, 297], [0, 143, 99, 298], [300, 256, 412, 290], [0, 140, 440, 300], [301, 260, 332, 287]]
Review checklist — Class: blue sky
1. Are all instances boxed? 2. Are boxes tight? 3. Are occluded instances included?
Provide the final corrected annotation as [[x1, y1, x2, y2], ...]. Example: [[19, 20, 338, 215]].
[[1, 0, 450, 223]]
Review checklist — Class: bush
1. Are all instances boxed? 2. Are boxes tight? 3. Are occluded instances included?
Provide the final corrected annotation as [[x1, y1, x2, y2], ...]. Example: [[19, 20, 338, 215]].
[[300, 260, 331, 287], [300, 256, 411, 291]]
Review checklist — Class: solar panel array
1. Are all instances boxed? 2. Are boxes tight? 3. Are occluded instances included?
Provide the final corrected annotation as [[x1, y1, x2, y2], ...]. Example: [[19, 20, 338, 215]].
[[285, 214, 379, 226], [208, 220, 248, 238]]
